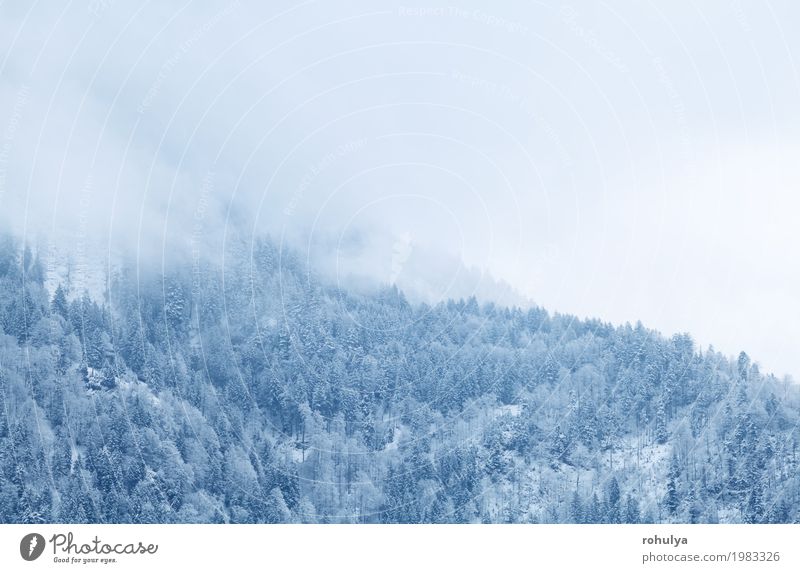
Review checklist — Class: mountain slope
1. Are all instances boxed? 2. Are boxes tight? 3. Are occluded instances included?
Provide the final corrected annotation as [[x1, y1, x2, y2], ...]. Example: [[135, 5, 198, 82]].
[[0, 233, 798, 523]]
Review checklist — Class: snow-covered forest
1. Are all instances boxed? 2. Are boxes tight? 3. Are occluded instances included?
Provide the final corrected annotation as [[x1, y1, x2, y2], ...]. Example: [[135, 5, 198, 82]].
[[0, 232, 798, 524]]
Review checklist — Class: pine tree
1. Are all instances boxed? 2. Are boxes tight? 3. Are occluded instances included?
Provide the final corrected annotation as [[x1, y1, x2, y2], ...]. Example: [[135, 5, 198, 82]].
[[665, 454, 681, 516], [52, 285, 69, 319], [570, 490, 584, 523], [624, 494, 640, 523], [606, 477, 621, 523]]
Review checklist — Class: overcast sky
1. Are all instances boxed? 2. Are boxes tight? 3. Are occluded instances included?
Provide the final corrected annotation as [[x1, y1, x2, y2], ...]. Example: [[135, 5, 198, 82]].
[[1, 1, 798, 379]]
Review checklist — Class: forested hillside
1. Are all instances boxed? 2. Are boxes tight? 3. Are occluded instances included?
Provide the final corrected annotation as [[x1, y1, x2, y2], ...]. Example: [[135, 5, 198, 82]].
[[0, 233, 798, 523]]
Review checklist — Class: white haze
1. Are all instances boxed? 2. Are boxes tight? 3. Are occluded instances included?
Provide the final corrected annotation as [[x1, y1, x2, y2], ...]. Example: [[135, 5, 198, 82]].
[[0, 1, 798, 378]]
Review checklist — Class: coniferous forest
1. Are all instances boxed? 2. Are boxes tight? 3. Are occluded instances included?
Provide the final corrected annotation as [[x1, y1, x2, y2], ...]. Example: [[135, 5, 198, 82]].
[[0, 232, 798, 524]]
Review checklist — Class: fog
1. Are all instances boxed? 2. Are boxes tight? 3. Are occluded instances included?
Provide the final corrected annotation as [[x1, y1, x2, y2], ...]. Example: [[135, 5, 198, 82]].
[[1, 1, 798, 378]]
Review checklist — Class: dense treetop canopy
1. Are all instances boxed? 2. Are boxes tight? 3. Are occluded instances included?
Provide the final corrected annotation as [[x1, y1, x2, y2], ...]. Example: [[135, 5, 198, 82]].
[[0, 234, 797, 523]]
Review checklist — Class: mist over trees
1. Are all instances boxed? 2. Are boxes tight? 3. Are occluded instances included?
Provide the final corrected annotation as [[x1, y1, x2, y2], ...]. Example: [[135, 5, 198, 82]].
[[0, 232, 798, 524]]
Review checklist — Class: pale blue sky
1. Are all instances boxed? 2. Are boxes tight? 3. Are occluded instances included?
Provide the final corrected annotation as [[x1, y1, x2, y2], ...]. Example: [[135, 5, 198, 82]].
[[1, 1, 798, 378]]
